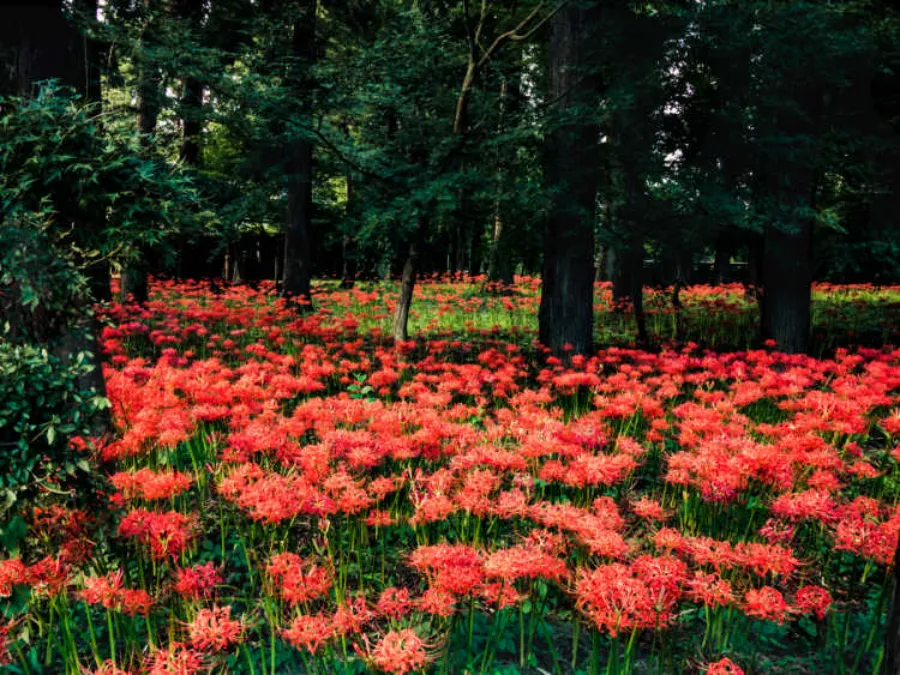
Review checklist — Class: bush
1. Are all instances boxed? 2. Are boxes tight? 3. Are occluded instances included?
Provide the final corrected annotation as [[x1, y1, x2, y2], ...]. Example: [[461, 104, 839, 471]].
[[0, 341, 106, 553]]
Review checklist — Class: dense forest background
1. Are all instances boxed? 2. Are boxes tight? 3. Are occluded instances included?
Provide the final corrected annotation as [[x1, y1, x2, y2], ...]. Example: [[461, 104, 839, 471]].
[[2, 0, 900, 359]]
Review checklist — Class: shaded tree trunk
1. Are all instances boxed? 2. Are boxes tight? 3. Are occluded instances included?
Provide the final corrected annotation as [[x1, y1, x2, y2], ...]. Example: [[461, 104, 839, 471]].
[[538, 3, 600, 356], [485, 78, 515, 287], [762, 222, 812, 353], [392, 233, 421, 343], [714, 236, 731, 283], [120, 0, 160, 304], [281, 0, 316, 308]]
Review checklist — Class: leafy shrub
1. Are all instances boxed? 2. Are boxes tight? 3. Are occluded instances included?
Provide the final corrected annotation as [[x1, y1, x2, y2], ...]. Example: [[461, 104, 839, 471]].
[[0, 341, 105, 553]]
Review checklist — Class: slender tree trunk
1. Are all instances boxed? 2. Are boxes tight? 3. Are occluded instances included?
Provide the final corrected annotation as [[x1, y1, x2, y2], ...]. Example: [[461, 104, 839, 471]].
[[120, 0, 160, 304], [392, 234, 421, 343], [714, 236, 730, 283], [281, 0, 316, 308], [485, 78, 515, 287], [538, 3, 600, 356]]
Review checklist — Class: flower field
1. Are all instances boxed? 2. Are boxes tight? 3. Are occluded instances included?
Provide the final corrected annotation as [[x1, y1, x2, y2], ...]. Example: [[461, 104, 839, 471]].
[[5, 278, 900, 674]]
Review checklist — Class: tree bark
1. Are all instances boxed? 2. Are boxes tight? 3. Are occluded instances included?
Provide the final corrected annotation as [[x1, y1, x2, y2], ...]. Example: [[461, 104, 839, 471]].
[[392, 236, 420, 343], [538, 4, 600, 356], [762, 222, 812, 353], [120, 0, 160, 302], [281, 0, 316, 308]]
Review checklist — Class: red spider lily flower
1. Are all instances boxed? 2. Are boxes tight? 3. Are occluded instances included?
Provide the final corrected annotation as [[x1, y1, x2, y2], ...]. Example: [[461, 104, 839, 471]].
[[85, 660, 135, 675], [282, 614, 334, 654], [118, 509, 197, 560], [377, 587, 413, 620], [172, 562, 222, 600], [415, 587, 456, 617], [757, 518, 795, 545], [333, 595, 376, 636], [26, 556, 70, 598], [576, 563, 677, 637], [119, 588, 155, 616], [145, 643, 205, 675], [686, 571, 734, 608], [483, 544, 567, 582], [110, 468, 193, 501], [705, 657, 745, 675], [794, 585, 833, 621], [742, 586, 791, 623], [368, 628, 432, 674], [632, 497, 671, 521], [188, 605, 243, 652], [265, 552, 332, 605], [408, 544, 484, 597], [0, 559, 27, 597], [80, 571, 125, 608], [733, 542, 799, 579], [771, 490, 837, 523], [479, 581, 525, 609]]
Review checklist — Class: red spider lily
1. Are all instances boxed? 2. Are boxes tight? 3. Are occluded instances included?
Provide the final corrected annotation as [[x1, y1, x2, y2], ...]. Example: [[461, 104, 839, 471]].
[[80, 570, 125, 608], [119, 588, 155, 616], [282, 614, 334, 654], [377, 587, 413, 620], [110, 468, 193, 502], [483, 543, 567, 582], [632, 497, 671, 521], [26, 556, 70, 598], [333, 595, 376, 636], [145, 643, 205, 675], [705, 657, 745, 675], [265, 552, 332, 605], [686, 571, 734, 608], [408, 544, 484, 597], [415, 587, 456, 617], [172, 562, 222, 600], [188, 605, 243, 652], [85, 660, 135, 675], [742, 587, 791, 623], [794, 585, 833, 621], [118, 509, 197, 560], [0, 559, 27, 597], [366, 628, 432, 674], [576, 563, 680, 637]]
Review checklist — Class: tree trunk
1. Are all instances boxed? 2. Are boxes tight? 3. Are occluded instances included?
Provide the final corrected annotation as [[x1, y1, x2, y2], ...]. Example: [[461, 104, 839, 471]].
[[392, 236, 420, 343], [485, 78, 515, 287], [119, 266, 149, 303], [761, 222, 812, 353], [121, 0, 160, 301], [714, 236, 730, 283], [538, 4, 600, 356], [281, 0, 316, 308]]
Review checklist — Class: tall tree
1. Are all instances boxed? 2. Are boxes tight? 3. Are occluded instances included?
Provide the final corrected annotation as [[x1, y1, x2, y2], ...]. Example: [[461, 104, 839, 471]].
[[538, 2, 600, 356], [281, 0, 317, 307]]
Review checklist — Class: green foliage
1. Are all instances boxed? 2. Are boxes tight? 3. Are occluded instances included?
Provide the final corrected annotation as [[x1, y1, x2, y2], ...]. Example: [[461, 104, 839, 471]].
[[0, 342, 105, 552], [0, 84, 202, 279]]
